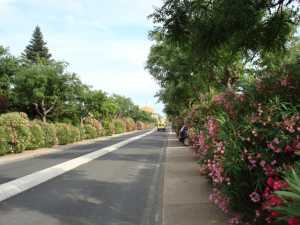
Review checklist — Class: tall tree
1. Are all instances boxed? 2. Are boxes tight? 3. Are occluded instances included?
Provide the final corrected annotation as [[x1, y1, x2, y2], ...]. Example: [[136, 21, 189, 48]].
[[0, 46, 19, 112], [12, 62, 70, 122], [23, 26, 52, 63], [0, 46, 19, 95]]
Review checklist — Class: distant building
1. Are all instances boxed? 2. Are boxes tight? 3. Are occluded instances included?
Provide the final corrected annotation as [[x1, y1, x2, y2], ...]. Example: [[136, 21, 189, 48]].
[[141, 106, 154, 114], [141, 106, 159, 121]]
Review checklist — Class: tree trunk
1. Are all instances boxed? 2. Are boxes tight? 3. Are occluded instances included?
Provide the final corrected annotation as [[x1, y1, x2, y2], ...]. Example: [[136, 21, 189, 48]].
[[42, 115, 47, 123], [33, 100, 56, 123]]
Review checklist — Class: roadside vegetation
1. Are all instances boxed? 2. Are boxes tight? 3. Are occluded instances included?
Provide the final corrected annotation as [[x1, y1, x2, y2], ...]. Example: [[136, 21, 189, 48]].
[[0, 26, 155, 156], [147, 0, 300, 224]]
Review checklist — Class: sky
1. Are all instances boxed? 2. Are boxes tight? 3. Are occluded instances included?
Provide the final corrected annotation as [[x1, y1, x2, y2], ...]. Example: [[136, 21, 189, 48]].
[[0, 0, 164, 115]]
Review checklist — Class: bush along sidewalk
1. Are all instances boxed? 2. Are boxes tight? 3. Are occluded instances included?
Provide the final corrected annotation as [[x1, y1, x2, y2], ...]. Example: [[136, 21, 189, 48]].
[[0, 112, 153, 156], [274, 162, 300, 225], [187, 70, 300, 225]]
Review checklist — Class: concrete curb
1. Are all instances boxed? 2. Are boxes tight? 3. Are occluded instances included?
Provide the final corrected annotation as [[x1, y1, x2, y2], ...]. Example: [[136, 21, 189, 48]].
[[0, 129, 151, 166]]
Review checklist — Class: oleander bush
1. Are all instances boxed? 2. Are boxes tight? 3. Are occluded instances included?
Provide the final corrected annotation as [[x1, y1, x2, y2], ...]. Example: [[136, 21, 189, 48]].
[[26, 121, 45, 150], [37, 121, 57, 147], [0, 126, 10, 155], [55, 123, 80, 145], [0, 112, 31, 153], [136, 121, 144, 130], [82, 116, 103, 137], [189, 69, 300, 225], [80, 124, 98, 140], [123, 117, 136, 131], [102, 119, 114, 136], [274, 162, 300, 224], [112, 119, 126, 134], [146, 1, 300, 224], [0, 111, 149, 156]]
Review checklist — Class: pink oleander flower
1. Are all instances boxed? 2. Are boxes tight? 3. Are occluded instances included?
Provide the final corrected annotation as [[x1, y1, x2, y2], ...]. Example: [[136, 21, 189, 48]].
[[197, 131, 206, 146], [216, 141, 225, 155], [213, 93, 226, 105], [195, 131, 210, 156], [260, 160, 266, 167], [255, 210, 261, 218], [249, 192, 261, 203], [271, 160, 277, 166], [292, 137, 300, 150], [273, 180, 288, 191], [270, 211, 280, 218], [263, 164, 277, 176], [207, 117, 220, 139], [249, 159, 257, 167], [228, 215, 241, 225], [267, 138, 282, 153], [263, 187, 272, 201], [212, 91, 237, 118], [288, 217, 300, 225], [209, 188, 230, 213], [282, 115, 300, 133], [265, 216, 273, 224], [267, 177, 274, 188], [266, 195, 283, 207], [207, 160, 225, 184]]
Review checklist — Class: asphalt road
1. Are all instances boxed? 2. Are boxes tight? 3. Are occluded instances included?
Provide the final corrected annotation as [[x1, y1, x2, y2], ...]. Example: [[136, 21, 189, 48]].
[[0, 131, 167, 225]]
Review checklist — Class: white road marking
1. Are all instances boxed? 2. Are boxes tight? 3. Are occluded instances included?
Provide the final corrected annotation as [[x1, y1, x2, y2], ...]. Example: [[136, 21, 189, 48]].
[[0, 130, 154, 203], [167, 138, 179, 141]]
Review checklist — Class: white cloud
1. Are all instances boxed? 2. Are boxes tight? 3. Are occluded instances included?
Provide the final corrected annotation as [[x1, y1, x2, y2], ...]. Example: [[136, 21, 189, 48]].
[[0, 0, 15, 16], [81, 70, 158, 95], [48, 37, 151, 66]]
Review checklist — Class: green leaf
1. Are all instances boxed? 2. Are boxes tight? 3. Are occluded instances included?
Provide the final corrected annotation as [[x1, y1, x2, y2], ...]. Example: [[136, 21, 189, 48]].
[[275, 191, 300, 202]]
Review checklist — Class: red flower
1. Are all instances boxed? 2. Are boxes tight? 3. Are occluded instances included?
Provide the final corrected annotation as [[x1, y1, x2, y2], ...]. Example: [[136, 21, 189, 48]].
[[263, 187, 272, 199], [288, 217, 300, 225], [270, 211, 280, 218], [267, 195, 283, 206], [284, 145, 294, 154], [273, 180, 288, 191], [267, 177, 274, 187]]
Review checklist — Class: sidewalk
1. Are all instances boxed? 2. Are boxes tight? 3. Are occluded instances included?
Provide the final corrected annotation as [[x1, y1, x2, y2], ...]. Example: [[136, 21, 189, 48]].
[[162, 132, 227, 225]]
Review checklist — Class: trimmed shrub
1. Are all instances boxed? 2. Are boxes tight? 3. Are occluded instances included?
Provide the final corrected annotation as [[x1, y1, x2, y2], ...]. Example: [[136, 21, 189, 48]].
[[37, 121, 57, 147], [136, 121, 144, 130], [26, 121, 44, 150], [55, 123, 80, 145], [112, 119, 126, 134], [123, 117, 136, 131], [102, 119, 114, 136], [0, 126, 10, 155], [0, 112, 31, 153], [80, 124, 98, 140], [79, 126, 86, 140], [83, 116, 103, 137]]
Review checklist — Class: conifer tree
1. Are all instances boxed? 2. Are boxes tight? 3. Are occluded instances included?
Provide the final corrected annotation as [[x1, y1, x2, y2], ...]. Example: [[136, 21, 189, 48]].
[[23, 26, 52, 63]]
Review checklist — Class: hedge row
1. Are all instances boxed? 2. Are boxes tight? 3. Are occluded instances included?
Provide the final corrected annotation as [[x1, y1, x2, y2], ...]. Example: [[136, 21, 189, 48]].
[[186, 69, 300, 224], [0, 112, 152, 156]]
